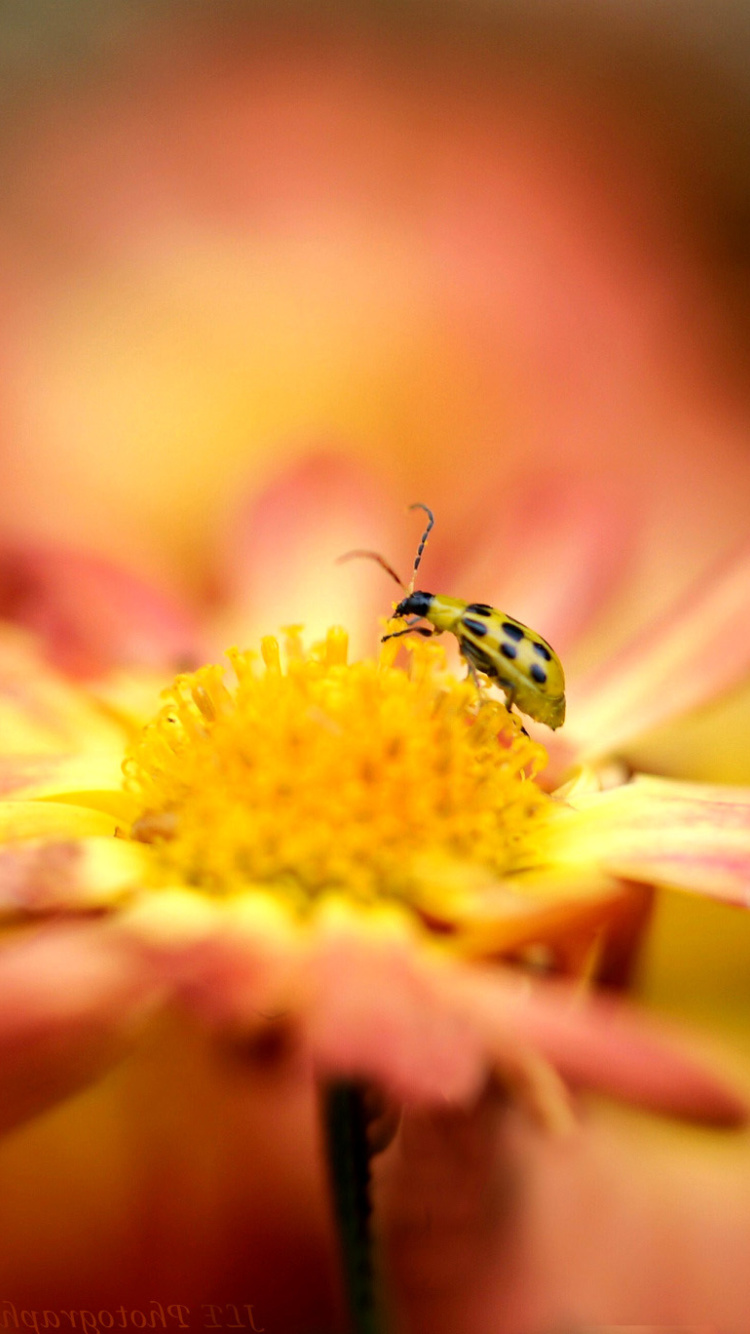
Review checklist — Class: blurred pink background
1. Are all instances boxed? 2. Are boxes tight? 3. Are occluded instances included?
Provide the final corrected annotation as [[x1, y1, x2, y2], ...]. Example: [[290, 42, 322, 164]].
[[1, 3, 750, 626]]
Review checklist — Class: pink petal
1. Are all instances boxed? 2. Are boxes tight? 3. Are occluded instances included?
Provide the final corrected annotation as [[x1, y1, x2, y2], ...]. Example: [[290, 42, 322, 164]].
[[0, 836, 152, 914], [0, 754, 81, 799], [309, 907, 488, 1104], [117, 889, 309, 1039], [0, 543, 205, 678], [555, 775, 750, 905], [566, 536, 750, 760], [0, 840, 83, 913], [456, 967, 747, 1126], [442, 470, 637, 655], [382, 1095, 750, 1334], [211, 452, 399, 656], [0, 920, 164, 1133], [306, 902, 745, 1124], [118, 891, 745, 1125]]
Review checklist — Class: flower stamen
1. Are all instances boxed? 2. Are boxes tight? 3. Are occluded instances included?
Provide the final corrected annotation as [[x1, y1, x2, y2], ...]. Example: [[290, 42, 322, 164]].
[[123, 628, 551, 922]]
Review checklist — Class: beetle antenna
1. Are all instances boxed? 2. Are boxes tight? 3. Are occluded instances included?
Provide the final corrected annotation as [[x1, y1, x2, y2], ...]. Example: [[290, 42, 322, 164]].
[[336, 549, 407, 591], [407, 503, 435, 592]]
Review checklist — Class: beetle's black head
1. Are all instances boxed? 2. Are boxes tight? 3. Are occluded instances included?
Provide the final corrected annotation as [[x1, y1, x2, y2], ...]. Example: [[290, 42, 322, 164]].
[[394, 590, 434, 619]]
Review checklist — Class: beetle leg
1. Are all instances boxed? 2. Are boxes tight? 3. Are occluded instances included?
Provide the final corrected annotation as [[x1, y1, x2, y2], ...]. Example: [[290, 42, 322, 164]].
[[501, 686, 530, 736], [461, 652, 484, 693], [381, 625, 436, 643]]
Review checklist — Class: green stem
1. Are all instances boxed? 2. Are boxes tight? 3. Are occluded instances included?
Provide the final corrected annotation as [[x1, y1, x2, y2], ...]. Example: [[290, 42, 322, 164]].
[[321, 1081, 385, 1334]]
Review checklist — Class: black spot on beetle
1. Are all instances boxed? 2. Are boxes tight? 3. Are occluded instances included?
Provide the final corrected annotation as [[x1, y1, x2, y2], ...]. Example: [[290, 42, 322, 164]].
[[501, 621, 524, 641], [530, 663, 547, 684], [465, 603, 493, 616], [501, 642, 517, 660], [532, 641, 552, 661], [462, 616, 489, 637]]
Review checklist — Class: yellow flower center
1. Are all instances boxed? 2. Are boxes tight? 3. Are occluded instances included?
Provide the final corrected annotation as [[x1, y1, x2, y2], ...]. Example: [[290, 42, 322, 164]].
[[123, 627, 551, 915]]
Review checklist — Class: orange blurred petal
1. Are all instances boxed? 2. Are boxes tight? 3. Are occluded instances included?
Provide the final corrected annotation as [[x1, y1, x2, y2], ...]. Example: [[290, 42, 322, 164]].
[[117, 891, 746, 1125]]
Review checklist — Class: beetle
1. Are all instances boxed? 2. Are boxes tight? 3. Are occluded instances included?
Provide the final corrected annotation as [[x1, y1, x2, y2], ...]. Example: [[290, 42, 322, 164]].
[[338, 503, 565, 730]]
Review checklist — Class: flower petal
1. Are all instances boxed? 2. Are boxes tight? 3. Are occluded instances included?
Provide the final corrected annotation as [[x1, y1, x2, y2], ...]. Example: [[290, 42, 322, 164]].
[[0, 543, 205, 679], [305, 898, 745, 1124], [453, 968, 747, 1126], [0, 750, 135, 820], [437, 865, 628, 960], [0, 799, 117, 841], [0, 920, 164, 1134], [444, 470, 636, 655], [383, 1094, 750, 1333], [211, 453, 398, 657], [308, 898, 488, 1104], [0, 626, 127, 753], [565, 537, 750, 759], [0, 836, 154, 916], [117, 888, 308, 1029], [549, 774, 750, 905]]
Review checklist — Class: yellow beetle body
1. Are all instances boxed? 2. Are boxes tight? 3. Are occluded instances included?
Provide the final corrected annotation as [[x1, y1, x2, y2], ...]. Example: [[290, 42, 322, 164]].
[[390, 590, 565, 730]]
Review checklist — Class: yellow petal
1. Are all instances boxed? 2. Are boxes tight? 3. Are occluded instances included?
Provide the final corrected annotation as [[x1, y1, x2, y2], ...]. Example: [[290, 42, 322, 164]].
[[0, 751, 135, 821], [0, 801, 117, 840], [76, 837, 155, 900], [449, 870, 628, 958], [120, 888, 223, 950]]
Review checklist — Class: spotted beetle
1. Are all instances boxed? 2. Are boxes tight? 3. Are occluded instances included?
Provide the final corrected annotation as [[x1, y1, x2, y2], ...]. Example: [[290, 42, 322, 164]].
[[338, 503, 565, 730]]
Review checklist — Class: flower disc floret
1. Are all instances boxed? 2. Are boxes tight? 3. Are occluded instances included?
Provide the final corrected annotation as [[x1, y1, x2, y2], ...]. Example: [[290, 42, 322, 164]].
[[123, 627, 551, 910]]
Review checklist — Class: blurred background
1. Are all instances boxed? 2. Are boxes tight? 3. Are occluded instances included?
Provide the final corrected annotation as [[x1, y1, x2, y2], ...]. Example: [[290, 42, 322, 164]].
[[1, 1, 750, 1326], [1, 1, 750, 616]]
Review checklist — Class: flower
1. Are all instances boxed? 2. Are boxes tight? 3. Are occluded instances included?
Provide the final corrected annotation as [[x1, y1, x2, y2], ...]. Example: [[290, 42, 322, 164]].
[[1, 440, 750, 1313], [0, 461, 749, 1328], [0, 459, 748, 1140]]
